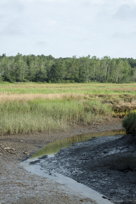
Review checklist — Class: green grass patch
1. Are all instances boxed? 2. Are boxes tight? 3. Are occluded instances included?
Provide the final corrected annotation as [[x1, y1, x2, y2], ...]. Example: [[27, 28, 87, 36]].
[[0, 82, 136, 95]]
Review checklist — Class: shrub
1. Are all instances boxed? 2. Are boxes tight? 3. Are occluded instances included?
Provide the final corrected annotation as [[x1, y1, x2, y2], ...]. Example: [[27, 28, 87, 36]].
[[123, 112, 136, 135]]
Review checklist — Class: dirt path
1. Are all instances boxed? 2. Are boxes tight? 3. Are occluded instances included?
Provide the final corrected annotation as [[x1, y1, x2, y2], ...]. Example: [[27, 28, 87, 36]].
[[0, 118, 122, 204]]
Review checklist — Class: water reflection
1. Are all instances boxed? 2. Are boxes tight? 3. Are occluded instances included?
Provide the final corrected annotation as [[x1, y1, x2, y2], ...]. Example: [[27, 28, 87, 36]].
[[32, 129, 124, 158]]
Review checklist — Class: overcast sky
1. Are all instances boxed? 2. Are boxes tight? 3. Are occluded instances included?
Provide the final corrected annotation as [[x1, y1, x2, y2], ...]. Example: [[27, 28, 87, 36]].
[[0, 0, 136, 58]]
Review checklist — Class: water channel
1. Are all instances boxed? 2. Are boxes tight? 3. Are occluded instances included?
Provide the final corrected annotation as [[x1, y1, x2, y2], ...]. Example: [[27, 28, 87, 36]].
[[22, 129, 136, 204]]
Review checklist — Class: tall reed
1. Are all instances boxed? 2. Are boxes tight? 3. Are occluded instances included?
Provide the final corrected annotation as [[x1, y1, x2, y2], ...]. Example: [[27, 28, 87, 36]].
[[0, 98, 111, 135]]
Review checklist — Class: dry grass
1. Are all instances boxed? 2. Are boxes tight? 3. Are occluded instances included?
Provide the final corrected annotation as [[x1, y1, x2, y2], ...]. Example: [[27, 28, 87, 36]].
[[0, 93, 89, 101]]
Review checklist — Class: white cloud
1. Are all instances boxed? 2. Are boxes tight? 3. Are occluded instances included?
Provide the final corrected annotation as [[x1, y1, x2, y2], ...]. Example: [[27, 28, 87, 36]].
[[0, 0, 136, 57], [113, 31, 136, 39], [114, 4, 136, 20]]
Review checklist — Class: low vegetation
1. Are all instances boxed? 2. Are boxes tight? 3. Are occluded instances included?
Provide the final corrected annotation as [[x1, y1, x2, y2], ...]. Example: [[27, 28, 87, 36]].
[[0, 82, 136, 135], [123, 112, 136, 135], [0, 99, 111, 135]]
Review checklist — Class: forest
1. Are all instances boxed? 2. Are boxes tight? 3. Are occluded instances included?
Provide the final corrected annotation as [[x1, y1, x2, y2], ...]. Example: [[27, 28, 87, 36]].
[[0, 54, 136, 83]]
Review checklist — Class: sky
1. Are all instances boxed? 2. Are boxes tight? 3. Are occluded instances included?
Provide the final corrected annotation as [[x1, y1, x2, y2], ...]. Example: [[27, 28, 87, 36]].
[[0, 0, 136, 58]]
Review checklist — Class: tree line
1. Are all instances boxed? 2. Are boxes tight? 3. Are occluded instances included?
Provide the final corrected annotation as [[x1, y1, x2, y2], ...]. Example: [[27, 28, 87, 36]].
[[0, 54, 136, 83]]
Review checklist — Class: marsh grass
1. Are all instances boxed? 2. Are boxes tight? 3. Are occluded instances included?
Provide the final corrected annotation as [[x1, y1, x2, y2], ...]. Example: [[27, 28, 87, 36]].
[[0, 99, 111, 135], [0, 82, 136, 135], [0, 82, 136, 95]]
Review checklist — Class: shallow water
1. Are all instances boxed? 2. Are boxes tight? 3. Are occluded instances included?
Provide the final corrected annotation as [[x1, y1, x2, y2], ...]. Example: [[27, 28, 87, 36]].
[[32, 129, 124, 158]]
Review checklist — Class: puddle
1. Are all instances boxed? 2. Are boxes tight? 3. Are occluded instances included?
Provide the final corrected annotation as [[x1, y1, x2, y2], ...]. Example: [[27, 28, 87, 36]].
[[32, 129, 124, 158]]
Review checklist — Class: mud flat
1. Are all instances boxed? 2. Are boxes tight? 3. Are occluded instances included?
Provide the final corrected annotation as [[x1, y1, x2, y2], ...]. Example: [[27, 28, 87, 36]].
[[24, 132, 136, 204], [0, 119, 122, 204]]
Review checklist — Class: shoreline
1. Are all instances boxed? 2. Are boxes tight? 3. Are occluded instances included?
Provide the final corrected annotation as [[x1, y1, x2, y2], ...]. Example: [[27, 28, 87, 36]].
[[0, 118, 123, 161], [0, 118, 122, 204]]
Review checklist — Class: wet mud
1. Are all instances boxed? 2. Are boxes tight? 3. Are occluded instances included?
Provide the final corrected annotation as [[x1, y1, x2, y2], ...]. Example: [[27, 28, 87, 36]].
[[31, 134, 136, 204]]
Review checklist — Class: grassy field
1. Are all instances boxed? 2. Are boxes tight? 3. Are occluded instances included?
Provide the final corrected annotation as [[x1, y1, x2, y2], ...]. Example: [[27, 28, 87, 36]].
[[0, 82, 136, 135], [1, 82, 136, 95]]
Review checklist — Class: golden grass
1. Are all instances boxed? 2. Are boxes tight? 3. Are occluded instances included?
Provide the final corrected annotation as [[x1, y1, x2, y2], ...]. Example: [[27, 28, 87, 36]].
[[0, 93, 89, 101]]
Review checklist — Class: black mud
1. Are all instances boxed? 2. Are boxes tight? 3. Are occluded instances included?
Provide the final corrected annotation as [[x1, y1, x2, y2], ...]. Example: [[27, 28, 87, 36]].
[[32, 135, 136, 204]]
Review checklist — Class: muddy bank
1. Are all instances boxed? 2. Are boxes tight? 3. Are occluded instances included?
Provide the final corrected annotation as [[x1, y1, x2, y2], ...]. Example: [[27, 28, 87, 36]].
[[33, 134, 136, 204], [0, 118, 122, 160], [0, 119, 122, 204]]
